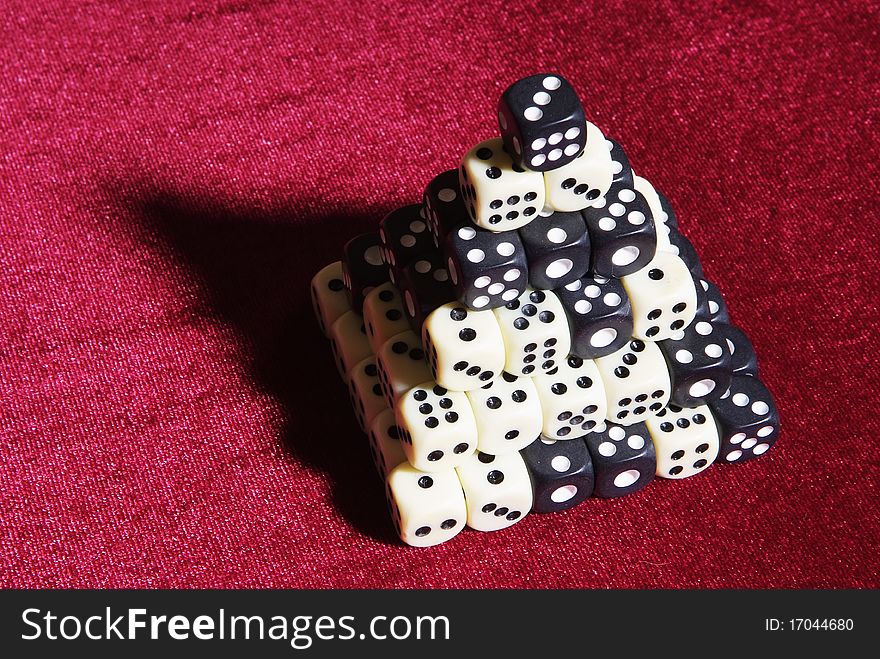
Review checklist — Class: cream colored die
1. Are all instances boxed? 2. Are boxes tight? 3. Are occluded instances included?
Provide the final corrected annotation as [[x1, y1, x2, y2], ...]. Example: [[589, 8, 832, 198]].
[[385, 463, 467, 547], [459, 137, 545, 232], [395, 381, 478, 472], [362, 282, 410, 353], [368, 408, 407, 479], [646, 404, 720, 479], [311, 261, 351, 337], [375, 331, 432, 408], [422, 303, 505, 392], [346, 356, 389, 433], [533, 355, 607, 439], [543, 121, 614, 212], [493, 288, 571, 377], [633, 175, 672, 251], [328, 311, 371, 379], [620, 251, 698, 341], [455, 451, 532, 532], [465, 373, 542, 455], [594, 338, 671, 426]]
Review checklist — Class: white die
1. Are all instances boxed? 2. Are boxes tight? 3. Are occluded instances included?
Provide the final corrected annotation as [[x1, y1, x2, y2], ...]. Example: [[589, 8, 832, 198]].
[[328, 311, 372, 379], [422, 303, 506, 392], [347, 356, 389, 432], [459, 137, 545, 232], [533, 355, 607, 439], [368, 408, 407, 479], [311, 261, 352, 337], [375, 331, 432, 407], [633, 175, 672, 252], [395, 381, 478, 472], [594, 338, 671, 425], [362, 282, 411, 353], [455, 451, 533, 532], [465, 373, 542, 455], [543, 121, 614, 212], [620, 251, 698, 341], [386, 463, 467, 547], [493, 288, 571, 377], [646, 404, 720, 479]]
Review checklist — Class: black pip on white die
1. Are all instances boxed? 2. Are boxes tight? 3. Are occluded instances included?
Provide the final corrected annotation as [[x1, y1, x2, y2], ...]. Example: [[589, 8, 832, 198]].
[[555, 275, 633, 359], [521, 437, 594, 512], [493, 288, 571, 376], [444, 223, 528, 310], [497, 73, 587, 171], [342, 232, 388, 312], [423, 169, 470, 248], [710, 375, 780, 465], [659, 318, 733, 408], [584, 421, 656, 498], [379, 204, 434, 284], [517, 210, 591, 290]]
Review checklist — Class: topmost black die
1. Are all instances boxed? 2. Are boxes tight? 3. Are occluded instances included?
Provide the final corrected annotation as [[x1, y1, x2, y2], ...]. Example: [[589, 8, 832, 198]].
[[342, 232, 388, 312], [498, 73, 587, 172]]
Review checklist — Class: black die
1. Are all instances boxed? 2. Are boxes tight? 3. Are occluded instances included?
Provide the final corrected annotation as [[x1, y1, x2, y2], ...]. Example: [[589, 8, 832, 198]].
[[443, 224, 529, 310], [605, 136, 635, 187], [710, 375, 780, 464], [713, 323, 759, 377], [695, 277, 731, 324], [667, 226, 704, 278], [423, 170, 470, 248], [521, 437, 594, 513], [342, 232, 388, 312], [582, 182, 658, 278], [497, 73, 587, 171], [397, 253, 455, 332], [379, 205, 434, 284], [655, 188, 679, 229], [659, 317, 733, 407], [555, 275, 633, 359], [518, 211, 591, 289], [584, 421, 656, 498]]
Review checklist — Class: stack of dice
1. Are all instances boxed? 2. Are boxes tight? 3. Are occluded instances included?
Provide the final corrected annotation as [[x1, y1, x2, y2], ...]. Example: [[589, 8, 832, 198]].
[[311, 74, 780, 547]]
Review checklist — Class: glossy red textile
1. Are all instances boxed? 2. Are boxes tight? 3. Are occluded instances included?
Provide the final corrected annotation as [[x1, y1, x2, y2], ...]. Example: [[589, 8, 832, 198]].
[[1, 0, 878, 588]]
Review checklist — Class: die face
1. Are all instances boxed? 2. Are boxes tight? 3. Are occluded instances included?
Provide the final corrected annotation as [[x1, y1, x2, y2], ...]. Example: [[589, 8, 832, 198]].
[[715, 323, 759, 377], [368, 409, 406, 479], [347, 357, 389, 432], [329, 311, 372, 379], [375, 330, 432, 407], [605, 137, 634, 188], [621, 251, 698, 341], [533, 355, 607, 439], [582, 182, 658, 278], [665, 226, 704, 277], [422, 303, 505, 392], [521, 436, 594, 512], [695, 277, 730, 324], [493, 288, 571, 377], [655, 188, 679, 229], [584, 421, 656, 498], [342, 232, 388, 312], [395, 382, 478, 472], [459, 137, 545, 231], [497, 74, 587, 171], [555, 275, 633, 359], [659, 318, 733, 408], [424, 169, 470, 247], [397, 254, 455, 332], [379, 205, 434, 282], [594, 339, 671, 425], [444, 223, 529, 310], [646, 404, 720, 479], [362, 283, 410, 353], [311, 261, 351, 337], [710, 375, 779, 465], [633, 175, 671, 252], [465, 372, 543, 455], [386, 464, 467, 547], [544, 121, 614, 212], [455, 451, 533, 531], [517, 211, 590, 289]]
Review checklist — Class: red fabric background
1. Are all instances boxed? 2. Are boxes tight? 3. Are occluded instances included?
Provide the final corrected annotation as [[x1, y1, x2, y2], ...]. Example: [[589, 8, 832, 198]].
[[1, 0, 878, 589]]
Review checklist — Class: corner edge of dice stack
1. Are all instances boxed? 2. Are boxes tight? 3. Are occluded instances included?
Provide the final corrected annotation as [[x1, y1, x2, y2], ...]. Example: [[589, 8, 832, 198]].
[[310, 73, 780, 548]]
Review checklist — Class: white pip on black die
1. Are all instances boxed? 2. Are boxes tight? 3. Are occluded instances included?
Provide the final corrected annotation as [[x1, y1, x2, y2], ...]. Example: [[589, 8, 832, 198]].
[[594, 338, 671, 425], [517, 210, 591, 290], [493, 288, 571, 376], [459, 137, 545, 231], [584, 421, 656, 498], [520, 436, 594, 513], [646, 404, 720, 479], [455, 451, 532, 532], [555, 274, 633, 359], [659, 317, 733, 408], [341, 232, 388, 312], [605, 136, 634, 188], [465, 372, 543, 455], [497, 73, 587, 171], [424, 169, 470, 247], [379, 205, 434, 284], [713, 322, 759, 377], [710, 375, 779, 464]]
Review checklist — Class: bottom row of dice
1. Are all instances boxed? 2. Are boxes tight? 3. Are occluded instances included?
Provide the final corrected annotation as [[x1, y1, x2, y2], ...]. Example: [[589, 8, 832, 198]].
[[369, 380, 776, 547]]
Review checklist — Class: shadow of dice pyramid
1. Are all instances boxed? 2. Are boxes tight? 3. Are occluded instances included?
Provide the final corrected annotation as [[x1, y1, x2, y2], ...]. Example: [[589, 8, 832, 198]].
[[311, 74, 780, 547]]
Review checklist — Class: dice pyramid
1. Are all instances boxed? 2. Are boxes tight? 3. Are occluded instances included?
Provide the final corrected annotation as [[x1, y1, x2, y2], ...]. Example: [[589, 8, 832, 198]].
[[311, 74, 780, 547]]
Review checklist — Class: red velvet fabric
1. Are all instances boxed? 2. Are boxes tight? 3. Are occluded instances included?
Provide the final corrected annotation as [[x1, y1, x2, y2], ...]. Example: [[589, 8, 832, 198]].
[[1, 0, 878, 589]]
